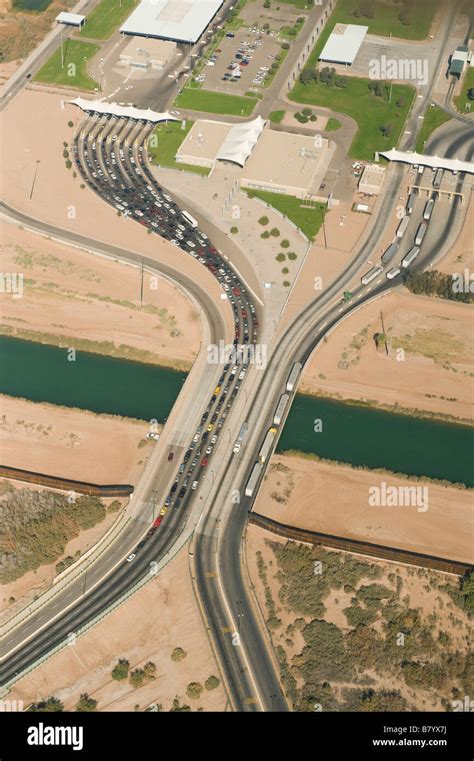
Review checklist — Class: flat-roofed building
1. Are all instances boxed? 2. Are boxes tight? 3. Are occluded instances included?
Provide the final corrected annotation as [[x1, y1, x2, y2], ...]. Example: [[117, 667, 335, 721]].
[[241, 130, 333, 199], [319, 23, 368, 66], [176, 120, 232, 169], [56, 12, 85, 27], [120, 0, 224, 44], [358, 163, 386, 195], [119, 37, 176, 69], [449, 45, 471, 78]]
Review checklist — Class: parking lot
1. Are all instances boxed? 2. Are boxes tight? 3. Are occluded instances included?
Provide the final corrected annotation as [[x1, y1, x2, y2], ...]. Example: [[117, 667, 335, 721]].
[[195, 28, 282, 95]]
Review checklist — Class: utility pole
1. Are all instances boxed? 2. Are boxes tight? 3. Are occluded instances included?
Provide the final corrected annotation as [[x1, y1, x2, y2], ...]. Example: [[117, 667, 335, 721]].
[[320, 206, 327, 248], [140, 258, 144, 307], [29, 160, 40, 200], [380, 310, 389, 356]]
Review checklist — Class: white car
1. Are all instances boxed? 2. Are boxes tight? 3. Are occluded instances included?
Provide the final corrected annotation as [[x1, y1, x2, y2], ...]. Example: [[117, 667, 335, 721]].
[[191, 480, 199, 490], [386, 267, 401, 280], [186, 240, 196, 248], [126, 554, 136, 563]]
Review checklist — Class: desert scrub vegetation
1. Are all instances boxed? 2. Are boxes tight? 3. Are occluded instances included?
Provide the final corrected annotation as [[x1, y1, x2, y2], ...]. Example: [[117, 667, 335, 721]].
[[257, 540, 472, 711], [0, 484, 106, 582]]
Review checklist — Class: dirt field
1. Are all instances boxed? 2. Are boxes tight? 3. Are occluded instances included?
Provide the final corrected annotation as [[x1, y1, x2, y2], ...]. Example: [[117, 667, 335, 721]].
[[255, 453, 473, 564], [0, 481, 124, 618], [300, 290, 474, 422], [246, 526, 471, 712], [0, 89, 234, 342], [0, 394, 153, 484], [8, 548, 227, 712], [436, 195, 474, 275], [1, 222, 201, 370]]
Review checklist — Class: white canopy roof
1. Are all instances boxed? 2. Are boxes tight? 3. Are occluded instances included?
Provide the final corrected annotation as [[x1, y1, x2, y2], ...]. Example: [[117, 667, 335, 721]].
[[56, 12, 85, 25], [380, 149, 474, 174], [69, 98, 178, 123], [216, 116, 266, 167]]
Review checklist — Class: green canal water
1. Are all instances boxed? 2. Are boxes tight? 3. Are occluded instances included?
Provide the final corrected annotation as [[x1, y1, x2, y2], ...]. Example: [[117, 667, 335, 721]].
[[0, 336, 186, 422], [277, 395, 474, 487]]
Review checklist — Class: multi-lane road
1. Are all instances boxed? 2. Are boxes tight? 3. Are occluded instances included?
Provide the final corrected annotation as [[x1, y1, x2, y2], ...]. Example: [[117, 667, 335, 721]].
[[1, 0, 473, 711]]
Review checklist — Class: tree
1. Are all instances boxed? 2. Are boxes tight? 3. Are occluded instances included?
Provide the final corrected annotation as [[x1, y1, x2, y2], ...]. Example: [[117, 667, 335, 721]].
[[112, 658, 130, 680], [467, 88, 474, 101], [396, 97, 405, 108], [143, 661, 157, 680], [68, 121, 74, 127], [264, 0, 270, 6], [170, 697, 191, 712], [130, 668, 145, 687], [28, 697, 64, 712], [230, 226, 238, 234], [280, 239, 290, 248], [205, 675, 220, 691], [335, 76, 347, 88], [270, 227, 280, 237], [276, 253, 286, 262], [261, 230, 271, 239], [171, 647, 187, 662], [398, 10, 410, 25], [76, 693, 97, 712], [380, 123, 393, 138], [258, 215, 269, 225], [186, 682, 204, 699], [299, 68, 315, 86], [460, 571, 474, 615]]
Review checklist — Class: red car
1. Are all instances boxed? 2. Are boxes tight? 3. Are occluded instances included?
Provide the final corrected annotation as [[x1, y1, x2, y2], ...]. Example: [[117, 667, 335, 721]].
[[147, 527, 157, 537], [201, 457, 209, 467], [153, 516, 163, 528], [168, 452, 174, 461], [232, 287, 240, 296]]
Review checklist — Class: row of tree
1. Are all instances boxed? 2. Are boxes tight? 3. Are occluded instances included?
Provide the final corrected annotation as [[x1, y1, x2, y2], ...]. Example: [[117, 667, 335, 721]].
[[403, 270, 473, 303]]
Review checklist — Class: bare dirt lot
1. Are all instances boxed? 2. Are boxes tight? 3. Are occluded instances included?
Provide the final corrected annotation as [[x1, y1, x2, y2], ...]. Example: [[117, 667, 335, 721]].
[[0, 89, 234, 342], [1, 222, 201, 370], [300, 290, 474, 422], [0, 394, 153, 484], [254, 453, 473, 564], [8, 548, 227, 712], [246, 525, 472, 711]]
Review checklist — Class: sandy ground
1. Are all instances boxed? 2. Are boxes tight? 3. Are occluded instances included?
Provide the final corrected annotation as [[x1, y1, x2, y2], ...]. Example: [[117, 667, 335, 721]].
[[8, 547, 227, 712], [436, 194, 474, 276], [0, 485, 124, 619], [246, 525, 471, 711], [300, 290, 474, 422], [0, 394, 154, 484], [1, 222, 201, 369], [0, 89, 234, 342], [255, 453, 473, 564]]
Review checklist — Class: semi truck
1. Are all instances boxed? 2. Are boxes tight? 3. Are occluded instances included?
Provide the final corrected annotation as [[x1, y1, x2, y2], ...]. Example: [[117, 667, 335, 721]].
[[402, 245, 420, 268], [361, 265, 383, 285], [245, 462, 264, 497], [415, 221, 428, 246], [433, 168, 443, 189], [181, 210, 198, 228], [273, 394, 290, 426], [396, 216, 410, 239], [258, 427, 277, 464], [423, 198, 435, 220], [382, 241, 400, 265], [232, 422, 249, 454], [406, 192, 416, 215], [286, 362, 302, 392]]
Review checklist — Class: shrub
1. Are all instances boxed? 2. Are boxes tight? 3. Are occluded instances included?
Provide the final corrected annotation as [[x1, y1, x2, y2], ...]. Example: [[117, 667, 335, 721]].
[[283, 280, 290, 287], [171, 647, 187, 662], [270, 227, 280, 237], [68, 121, 74, 127], [186, 682, 204, 699], [258, 215, 269, 225], [280, 239, 290, 248], [230, 226, 238, 234], [276, 253, 286, 262], [261, 230, 271, 239], [287, 252, 297, 260], [28, 697, 64, 712], [65, 160, 72, 169], [205, 675, 220, 691], [112, 658, 130, 680], [76, 693, 97, 712], [282, 267, 289, 274]]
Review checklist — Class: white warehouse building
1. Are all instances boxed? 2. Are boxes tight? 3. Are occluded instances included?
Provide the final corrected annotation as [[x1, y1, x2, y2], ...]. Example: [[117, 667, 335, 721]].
[[120, 0, 224, 44]]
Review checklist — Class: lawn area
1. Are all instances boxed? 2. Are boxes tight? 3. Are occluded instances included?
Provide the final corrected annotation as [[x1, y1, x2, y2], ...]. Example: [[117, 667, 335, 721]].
[[34, 39, 99, 91], [308, 0, 437, 56], [453, 68, 474, 114], [147, 120, 210, 176], [290, 76, 415, 160], [244, 189, 326, 240], [415, 105, 451, 152], [77, 0, 137, 40], [175, 88, 256, 117], [269, 109, 286, 123], [277, 0, 314, 9], [325, 117, 341, 131]]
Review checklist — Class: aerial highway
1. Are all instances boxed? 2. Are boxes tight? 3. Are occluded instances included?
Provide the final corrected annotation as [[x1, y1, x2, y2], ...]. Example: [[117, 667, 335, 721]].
[[1, 0, 472, 711]]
